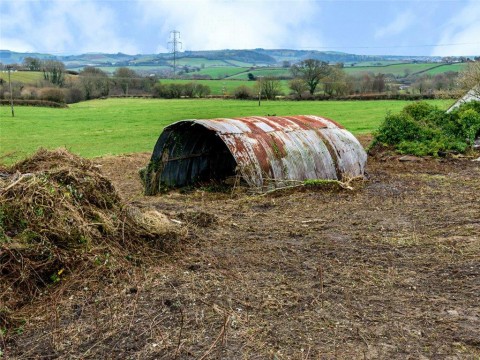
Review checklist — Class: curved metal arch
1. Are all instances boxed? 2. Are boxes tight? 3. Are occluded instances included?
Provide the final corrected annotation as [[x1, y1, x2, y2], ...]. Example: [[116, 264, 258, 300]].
[[145, 115, 367, 194]]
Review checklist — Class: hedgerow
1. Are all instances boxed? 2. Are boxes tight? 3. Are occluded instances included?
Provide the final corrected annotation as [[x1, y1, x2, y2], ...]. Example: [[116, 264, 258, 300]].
[[0, 99, 67, 108], [372, 101, 480, 156]]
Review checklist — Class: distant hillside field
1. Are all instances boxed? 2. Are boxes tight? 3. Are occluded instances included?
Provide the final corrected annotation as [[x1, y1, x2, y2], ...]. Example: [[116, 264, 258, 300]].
[[344, 62, 467, 76], [227, 68, 292, 80], [194, 66, 249, 78], [173, 58, 230, 67], [10, 61, 465, 84], [0, 49, 442, 67], [423, 63, 466, 75], [0, 71, 44, 84]]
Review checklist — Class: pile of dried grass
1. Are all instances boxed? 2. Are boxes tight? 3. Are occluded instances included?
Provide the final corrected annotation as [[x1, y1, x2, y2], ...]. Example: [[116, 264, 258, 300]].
[[0, 149, 183, 329]]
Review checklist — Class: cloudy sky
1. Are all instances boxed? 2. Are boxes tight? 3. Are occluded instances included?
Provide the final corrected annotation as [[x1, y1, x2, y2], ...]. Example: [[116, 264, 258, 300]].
[[1, 0, 479, 56]]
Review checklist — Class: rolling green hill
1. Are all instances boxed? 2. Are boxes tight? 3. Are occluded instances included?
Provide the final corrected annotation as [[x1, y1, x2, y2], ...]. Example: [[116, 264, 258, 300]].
[[2, 49, 455, 69]]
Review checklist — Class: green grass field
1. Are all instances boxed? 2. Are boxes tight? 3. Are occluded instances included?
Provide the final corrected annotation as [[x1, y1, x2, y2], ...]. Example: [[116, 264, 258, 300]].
[[159, 79, 254, 94], [69, 66, 172, 74], [159, 79, 291, 95], [227, 68, 292, 80], [345, 63, 433, 76], [350, 61, 405, 66], [344, 62, 466, 77], [0, 71, 43, 84], [224, 60, 254, 67], [423, 63, 466, 75], [173, 58, 229, 67], [192, 66, 249, 78], [0, 98, 454, 164]]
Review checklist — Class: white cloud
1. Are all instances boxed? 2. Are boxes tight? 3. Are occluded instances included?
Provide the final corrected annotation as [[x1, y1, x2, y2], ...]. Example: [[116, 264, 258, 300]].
[[432, 0, 480, 56], [0, 39, 35, 53], [374, 10, 414, 39], [138, 0, 323, 51], [0, 0, 140, 54], [0, 1, 36, 51]]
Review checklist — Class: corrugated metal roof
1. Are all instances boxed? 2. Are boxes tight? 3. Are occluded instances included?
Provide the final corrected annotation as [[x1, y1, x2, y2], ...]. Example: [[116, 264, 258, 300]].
[[144, 115, 367, 194], [446, 86, 480, 113]]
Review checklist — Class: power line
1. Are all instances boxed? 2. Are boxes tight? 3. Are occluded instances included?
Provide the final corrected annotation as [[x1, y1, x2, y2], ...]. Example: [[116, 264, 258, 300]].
[[168, 30, 182, 78]]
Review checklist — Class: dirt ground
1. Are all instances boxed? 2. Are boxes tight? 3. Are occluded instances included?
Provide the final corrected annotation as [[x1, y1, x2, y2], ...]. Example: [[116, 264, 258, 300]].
[[4, 139, 480, 359]]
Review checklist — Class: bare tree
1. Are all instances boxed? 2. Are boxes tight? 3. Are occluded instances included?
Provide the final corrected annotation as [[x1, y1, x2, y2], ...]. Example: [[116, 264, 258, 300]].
[[23, 57, 42, 71], [79, 67, 110, 99], [458, 61, 480, 98], [42, 60, 65, 86], [360, 74, 373, 94], [291, 59, 331, 95], [323, 65, 348, 96], [412, 75, 433, 94], [288, 78, 307, 98], [256, 77, 282, 100], [113, 67, 138, 95], [372, 73, 386, 93]]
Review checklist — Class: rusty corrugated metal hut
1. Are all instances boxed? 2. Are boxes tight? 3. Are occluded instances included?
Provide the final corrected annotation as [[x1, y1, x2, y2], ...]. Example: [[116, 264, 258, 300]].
[[144, 115, 367, 194]]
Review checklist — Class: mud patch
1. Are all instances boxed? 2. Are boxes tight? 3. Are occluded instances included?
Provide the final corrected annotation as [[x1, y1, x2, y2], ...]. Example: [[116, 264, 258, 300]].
[[4, 150, 480, 359]]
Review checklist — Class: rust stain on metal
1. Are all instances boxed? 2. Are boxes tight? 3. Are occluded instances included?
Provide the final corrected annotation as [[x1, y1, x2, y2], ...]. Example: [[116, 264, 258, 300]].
[[144, 115, 367, 194]]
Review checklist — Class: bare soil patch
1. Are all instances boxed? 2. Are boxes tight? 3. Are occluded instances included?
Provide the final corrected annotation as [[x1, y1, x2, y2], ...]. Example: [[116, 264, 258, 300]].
[[3, 148, 480, 359]]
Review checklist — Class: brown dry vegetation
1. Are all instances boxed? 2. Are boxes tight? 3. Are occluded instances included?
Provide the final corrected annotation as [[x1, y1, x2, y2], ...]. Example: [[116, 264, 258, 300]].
[[2, 142, 479, 359]]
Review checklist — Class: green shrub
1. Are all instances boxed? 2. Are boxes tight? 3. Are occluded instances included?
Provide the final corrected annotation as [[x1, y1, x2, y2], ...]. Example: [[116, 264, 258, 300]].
[[234, 85, 253, 99], [402, 101, 436, 120], [152, 83, 181, 98], [152, 82, 211, 99], [372, 101, 480, 156], [458, 109, 480, 145], [65, 87, 85, 104], [374, 112, 436, 145]]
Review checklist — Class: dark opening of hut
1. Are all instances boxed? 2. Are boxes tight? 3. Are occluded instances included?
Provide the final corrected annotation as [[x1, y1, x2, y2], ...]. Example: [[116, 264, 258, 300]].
[[144, 115, 367, 195]]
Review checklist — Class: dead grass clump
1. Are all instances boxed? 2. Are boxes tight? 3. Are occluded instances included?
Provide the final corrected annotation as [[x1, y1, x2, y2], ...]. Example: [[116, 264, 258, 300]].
[[0, 149, 183, 330], [177, 211, 218, 227], [11, 148, 96, 174]]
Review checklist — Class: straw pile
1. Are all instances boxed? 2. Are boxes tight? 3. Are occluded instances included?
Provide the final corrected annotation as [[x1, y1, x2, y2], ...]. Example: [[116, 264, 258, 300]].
[[0, 149, 182, 328]]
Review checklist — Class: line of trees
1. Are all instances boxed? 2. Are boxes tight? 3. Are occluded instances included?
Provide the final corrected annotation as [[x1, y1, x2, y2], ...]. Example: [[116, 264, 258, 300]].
[[287, 59, 394, 98], [0, 59, 214, 103], [152, 82, 211, 98], [231, 60, 394, 100], [285, 59, 475, 99], [230, 58, 476, 101], [77, 66, 158, 99], [231, 77, 283, 100]]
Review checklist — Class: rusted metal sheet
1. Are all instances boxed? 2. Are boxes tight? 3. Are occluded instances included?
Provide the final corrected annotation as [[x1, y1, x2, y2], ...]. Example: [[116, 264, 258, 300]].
[[144, 115, 367, 194]]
